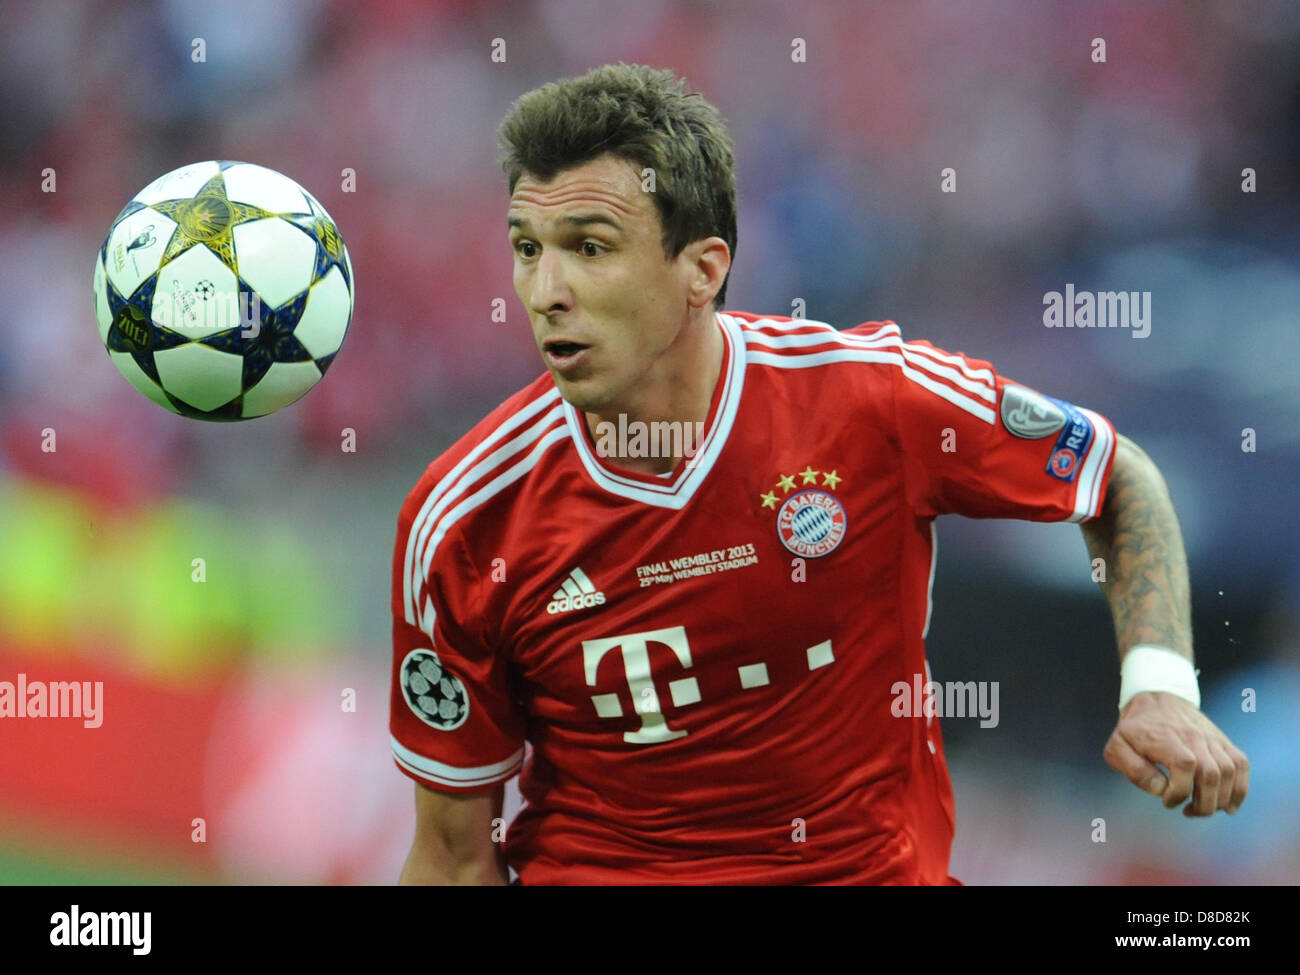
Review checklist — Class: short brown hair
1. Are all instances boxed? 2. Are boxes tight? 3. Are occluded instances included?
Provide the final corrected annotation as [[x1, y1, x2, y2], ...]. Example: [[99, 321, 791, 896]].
[[499, 63, 737, 307]]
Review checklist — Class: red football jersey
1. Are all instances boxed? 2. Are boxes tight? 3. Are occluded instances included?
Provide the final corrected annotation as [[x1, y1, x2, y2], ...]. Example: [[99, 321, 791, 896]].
[[390, 311, 1116, 884]]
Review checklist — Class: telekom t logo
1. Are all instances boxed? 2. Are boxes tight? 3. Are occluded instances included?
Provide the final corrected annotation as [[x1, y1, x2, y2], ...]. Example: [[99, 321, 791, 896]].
[[582, 625, 701, 744]]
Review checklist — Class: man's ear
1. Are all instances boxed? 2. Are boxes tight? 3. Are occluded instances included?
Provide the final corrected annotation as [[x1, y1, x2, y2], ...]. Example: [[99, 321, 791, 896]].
[[685, 236, 731, 309]]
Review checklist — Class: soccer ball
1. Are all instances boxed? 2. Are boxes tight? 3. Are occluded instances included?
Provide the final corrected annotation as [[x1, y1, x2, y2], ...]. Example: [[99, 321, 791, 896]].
[[93, 160, 354, 420]]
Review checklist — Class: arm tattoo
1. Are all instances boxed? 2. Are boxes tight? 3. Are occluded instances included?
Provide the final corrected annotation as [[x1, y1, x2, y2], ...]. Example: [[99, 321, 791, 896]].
[[1080, 436, 1193, 663]]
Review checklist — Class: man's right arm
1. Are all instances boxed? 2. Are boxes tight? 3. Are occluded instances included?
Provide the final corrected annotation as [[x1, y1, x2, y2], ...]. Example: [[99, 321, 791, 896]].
[[399, 781, 508, 885]]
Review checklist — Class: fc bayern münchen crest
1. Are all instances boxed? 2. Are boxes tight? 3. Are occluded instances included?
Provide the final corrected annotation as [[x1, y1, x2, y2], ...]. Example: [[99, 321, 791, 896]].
[[777, 488, 847, 557], [400, 649, 469, 731]]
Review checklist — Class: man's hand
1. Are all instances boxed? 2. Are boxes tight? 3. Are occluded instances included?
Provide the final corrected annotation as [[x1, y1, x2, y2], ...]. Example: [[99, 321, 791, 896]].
[[1103, 691, 1250, 816]]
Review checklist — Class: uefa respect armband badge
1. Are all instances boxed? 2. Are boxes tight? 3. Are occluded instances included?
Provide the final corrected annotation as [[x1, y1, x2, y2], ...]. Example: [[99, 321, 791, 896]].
[[1043, 401, 1094, 483], [997, 386, 1094, 484]]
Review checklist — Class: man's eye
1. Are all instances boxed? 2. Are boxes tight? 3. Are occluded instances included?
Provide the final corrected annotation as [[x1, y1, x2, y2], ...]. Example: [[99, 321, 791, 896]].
[[581, 241, 603, 257], [515, 241, 537, 258]]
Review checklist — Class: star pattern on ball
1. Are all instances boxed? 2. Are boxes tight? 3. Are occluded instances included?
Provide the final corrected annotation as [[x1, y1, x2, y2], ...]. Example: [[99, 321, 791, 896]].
[[147, 173, 282, 275], [285, 196, 352, 291], [102, 273, 192, 383], [198, 284, 313, 388]]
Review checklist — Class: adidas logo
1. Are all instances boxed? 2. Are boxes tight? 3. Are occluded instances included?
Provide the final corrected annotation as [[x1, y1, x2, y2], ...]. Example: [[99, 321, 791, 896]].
[[546, 567, 606, 615]]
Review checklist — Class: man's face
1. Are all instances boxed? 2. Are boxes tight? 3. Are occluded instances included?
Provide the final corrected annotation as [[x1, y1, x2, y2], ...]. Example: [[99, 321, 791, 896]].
[[508, 154, 696, 413]]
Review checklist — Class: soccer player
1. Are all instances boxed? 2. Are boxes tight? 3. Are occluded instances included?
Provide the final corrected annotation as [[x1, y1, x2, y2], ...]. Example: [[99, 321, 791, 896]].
[[390, 64, 1249, 884]]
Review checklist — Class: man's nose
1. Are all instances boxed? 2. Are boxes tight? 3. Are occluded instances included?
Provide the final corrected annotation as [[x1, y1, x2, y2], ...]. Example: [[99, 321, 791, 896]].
[[528, 249, 572, 315]]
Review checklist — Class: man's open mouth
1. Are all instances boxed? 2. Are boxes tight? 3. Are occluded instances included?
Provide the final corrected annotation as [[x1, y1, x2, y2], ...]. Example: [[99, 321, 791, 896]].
[[545, 341, 587, 357], [543, 339, 592, 372]]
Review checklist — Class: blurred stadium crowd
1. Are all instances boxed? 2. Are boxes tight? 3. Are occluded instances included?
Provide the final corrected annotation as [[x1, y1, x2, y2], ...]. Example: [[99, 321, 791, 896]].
[[0, 0, 1297, 883]]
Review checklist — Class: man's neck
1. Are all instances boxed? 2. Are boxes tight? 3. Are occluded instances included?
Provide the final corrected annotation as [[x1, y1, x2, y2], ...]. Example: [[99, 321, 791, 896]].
[[584, 310, 724, 476]]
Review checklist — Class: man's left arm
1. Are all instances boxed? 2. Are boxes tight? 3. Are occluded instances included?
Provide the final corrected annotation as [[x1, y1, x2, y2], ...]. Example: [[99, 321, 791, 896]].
[[1080, 432, 1250, 816]]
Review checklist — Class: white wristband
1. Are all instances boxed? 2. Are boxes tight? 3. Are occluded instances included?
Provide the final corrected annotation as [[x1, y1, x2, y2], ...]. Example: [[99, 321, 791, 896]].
[[1119, 645, 1200, 711]]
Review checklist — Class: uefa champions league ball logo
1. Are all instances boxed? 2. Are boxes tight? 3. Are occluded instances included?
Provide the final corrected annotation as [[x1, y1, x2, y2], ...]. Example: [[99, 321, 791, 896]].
[[400, 649, 470, 731], [777, 489, 847, 558]]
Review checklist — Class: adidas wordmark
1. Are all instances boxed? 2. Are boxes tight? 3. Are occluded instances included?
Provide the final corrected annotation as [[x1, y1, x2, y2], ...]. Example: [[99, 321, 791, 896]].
[[547, 567, 606, 614]]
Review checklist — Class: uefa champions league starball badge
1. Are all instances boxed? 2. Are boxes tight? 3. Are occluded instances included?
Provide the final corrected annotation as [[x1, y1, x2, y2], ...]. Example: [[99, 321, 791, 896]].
[[400, 649, 470, 731], [757, 465, 848, 558]]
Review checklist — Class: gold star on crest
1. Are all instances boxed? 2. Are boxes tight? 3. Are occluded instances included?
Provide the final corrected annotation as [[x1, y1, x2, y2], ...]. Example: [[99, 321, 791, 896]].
[[799, 466, 819, 485], [760, 490, 779, 509], [822, 469, 842, 489], [777, 473, 796, 493]]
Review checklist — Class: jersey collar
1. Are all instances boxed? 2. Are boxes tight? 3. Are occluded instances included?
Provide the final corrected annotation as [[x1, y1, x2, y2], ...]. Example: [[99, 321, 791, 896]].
[[562, 312, 745, 509]]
